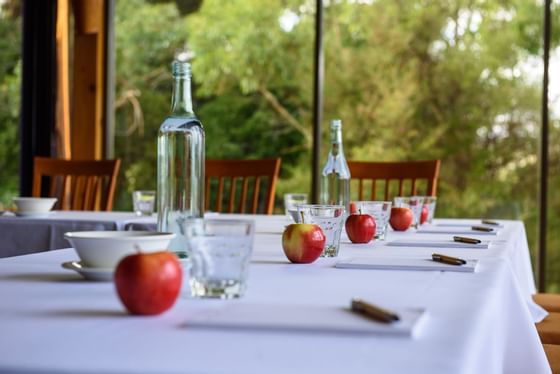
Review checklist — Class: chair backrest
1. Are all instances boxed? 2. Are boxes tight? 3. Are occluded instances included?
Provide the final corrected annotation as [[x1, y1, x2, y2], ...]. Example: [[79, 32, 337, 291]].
[[32, 157, 121, 211], [205, 158, 281, 215], [347, 160, 441, 201]]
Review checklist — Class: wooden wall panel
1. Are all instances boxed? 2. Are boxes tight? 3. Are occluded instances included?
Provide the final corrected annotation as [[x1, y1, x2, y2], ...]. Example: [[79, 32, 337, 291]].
[[71, 0, 106, 160], [55, 0, 71, 159]]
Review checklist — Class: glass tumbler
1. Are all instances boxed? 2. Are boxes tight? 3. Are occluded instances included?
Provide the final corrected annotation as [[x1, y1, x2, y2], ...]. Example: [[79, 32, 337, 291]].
[[132, 190, 156, 216], [298, 204, 345, 257], [423, 196, 437, 224], [354, 201, 392, 240], [284, 193, 308, 222], [394, 196, 424, 229], [182, 219, 255, 299]]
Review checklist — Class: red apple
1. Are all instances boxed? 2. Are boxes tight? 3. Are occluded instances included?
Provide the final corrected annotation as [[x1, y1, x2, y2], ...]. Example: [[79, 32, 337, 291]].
[[115, 251, 182, 315], [282, 224, 326, 263], [389, 207, 414, 231], [349, 202, 358, 215], [345, 213, 376, 243], [420, 205, 429, 224]]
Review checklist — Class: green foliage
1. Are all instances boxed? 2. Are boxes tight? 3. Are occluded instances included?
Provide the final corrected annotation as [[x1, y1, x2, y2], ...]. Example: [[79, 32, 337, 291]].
[[0, 7, 20, 207]]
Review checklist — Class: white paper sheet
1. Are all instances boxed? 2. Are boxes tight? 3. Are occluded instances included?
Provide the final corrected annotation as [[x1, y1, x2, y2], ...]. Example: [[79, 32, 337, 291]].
[[185, 303, 428, 338], [336, 257, 478, 273], [435, 222, 504, 228], [416, 227, 499, 236], [387, 239, 490, 249]]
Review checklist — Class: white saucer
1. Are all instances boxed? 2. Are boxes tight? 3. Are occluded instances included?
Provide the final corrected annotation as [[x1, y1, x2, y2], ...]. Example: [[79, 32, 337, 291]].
[[61, 261, 114, 282], [15, 211, 52, 218]]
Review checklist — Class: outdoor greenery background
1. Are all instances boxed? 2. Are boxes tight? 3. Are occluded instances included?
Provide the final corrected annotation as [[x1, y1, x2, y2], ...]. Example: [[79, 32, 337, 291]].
[[2, 0, 560, 289]]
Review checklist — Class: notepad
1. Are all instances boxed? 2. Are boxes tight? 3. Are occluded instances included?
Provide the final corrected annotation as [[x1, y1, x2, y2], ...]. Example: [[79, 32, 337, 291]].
[[435, 222, 505, 228], [184, 303, 428, 338], [335, 257, 478, 273], [416, 227, 499, 236], [387, 239, 490, 249]]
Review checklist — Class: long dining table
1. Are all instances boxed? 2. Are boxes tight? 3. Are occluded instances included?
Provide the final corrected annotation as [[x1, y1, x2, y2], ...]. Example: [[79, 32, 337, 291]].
[[0, 214, 551, 373]]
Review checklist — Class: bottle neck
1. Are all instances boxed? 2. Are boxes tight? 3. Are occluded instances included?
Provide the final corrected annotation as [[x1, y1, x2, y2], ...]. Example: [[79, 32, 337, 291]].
[[170, 76, 194, 116], [329, 127, 344, 156]]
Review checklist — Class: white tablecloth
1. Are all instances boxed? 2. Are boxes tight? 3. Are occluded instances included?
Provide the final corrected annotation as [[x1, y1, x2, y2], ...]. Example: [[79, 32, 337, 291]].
[[0, 216, 550, 373]]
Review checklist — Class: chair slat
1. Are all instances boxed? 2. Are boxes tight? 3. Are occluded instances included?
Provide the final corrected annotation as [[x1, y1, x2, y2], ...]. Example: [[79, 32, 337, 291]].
[[371, 179, 377, 201], [72, 176, 85, 210], [411, 178, 417, 195], [239, 177, 249, 213], [228, 177, 236, 213], [252, 177, 260, 214], [83, 176, 97, 210]]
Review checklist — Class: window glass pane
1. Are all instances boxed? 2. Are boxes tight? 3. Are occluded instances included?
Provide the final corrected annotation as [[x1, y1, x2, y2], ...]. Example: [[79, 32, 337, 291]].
[[322, 1, 543, 276]]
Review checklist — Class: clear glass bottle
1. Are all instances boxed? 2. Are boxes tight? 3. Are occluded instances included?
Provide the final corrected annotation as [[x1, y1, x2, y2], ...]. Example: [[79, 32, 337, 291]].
[[157, 60, 205, 253], [320, 119, 350, 213]]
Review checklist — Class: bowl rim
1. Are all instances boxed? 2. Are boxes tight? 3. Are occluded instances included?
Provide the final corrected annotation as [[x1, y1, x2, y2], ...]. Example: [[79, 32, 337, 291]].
[[13, 197, 58, 202], [64, 231, 175, 240]]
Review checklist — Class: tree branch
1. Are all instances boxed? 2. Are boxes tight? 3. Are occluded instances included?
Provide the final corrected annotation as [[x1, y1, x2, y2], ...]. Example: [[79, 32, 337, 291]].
[[257, 86, 311, 147]]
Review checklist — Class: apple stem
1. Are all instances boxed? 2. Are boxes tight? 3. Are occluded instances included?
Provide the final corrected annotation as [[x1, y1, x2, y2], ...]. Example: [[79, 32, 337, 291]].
[[300, 211, 305, 224], [133, 244, 142, 254]]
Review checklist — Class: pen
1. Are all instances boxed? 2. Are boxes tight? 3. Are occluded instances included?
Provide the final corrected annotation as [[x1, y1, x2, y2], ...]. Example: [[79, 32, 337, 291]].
[[453, 236, 482, 244], [432, 253, 467, 266], [472, 225, 493, 232], [481, 219, 499, 226], [351, 298, 400, 323]]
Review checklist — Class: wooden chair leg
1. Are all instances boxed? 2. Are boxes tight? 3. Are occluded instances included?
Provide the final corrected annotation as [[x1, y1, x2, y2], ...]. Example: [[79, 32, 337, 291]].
[[537, 313, 560, 344], [544, 344, 560, 373]]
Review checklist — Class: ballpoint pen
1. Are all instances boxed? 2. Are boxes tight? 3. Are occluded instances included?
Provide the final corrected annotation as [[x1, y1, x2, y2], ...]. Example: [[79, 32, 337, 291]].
[[351, 298, 400, 323], [472, 226, 493, 232], [481, 219, 500, 226], [453, 236, 482, 244], [432, 253, 467, 266]]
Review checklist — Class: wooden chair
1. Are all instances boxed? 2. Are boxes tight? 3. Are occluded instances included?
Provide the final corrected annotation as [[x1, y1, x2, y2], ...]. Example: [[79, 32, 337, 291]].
[[32, 157, 121, 211], [347, 160, 441, 201], [205, 158, 281, 215]]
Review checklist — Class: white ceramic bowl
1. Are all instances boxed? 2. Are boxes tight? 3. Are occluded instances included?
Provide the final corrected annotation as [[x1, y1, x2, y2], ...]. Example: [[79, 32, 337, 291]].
[[64, 231, 176, 268], [12, 197, 57, 216]]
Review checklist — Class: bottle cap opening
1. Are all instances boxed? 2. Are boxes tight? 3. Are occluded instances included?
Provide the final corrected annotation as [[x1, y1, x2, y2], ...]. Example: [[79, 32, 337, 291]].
[[172, 61, 192, 77], [330, 119, 342, 128]]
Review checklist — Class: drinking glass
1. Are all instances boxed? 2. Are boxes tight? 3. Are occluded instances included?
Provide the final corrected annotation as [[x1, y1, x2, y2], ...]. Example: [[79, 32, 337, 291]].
[[298, 204, 345, 257], [182, 219, 254, 299], [423, 196, 437, 224], [354, 201, 392, 240], [284, 193, 308, 222], [132, 190, 156, 216], [393, 196, 424, 229]]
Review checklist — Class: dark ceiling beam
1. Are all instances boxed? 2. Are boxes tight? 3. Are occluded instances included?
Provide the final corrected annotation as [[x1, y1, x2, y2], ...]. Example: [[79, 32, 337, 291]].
[[311, 0, 324, 203]]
